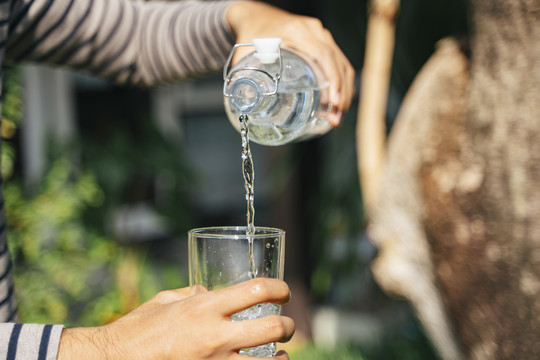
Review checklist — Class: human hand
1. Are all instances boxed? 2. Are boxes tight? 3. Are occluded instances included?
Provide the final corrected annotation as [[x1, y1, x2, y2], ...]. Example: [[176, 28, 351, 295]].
[[58, 278, 294, 360], [226, 1, 355, 127]]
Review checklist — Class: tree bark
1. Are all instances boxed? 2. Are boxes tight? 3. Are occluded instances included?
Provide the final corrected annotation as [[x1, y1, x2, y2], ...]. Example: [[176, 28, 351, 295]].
[[422, 1, 540, 358], [369, 38, 469, 360], [366, 1, 540, 359]]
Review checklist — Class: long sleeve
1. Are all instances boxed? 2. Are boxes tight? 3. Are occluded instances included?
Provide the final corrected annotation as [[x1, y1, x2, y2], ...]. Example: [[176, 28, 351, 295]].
[[5, 0, 238, 86], [0, 324, 64, 360]]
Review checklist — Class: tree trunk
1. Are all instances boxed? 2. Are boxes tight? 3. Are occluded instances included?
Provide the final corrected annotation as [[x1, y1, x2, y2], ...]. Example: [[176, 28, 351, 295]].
[[367, 1, 540, 359]]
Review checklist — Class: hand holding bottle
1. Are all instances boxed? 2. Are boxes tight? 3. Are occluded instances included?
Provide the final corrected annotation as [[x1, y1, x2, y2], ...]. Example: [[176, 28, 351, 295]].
[[226, 1, 355, 127], [224, 38, 335, 145]]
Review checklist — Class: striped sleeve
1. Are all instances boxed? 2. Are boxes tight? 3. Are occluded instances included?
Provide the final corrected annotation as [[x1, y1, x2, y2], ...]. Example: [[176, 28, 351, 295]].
[[0, 236, 17, 324], [5, 0, 239, 86], [0, 323, 64, 360]]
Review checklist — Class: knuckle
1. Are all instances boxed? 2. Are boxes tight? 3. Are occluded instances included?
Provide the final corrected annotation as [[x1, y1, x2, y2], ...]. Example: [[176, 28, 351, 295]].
[[266, 316, 287, 339], [249, 278, 271, 298], [307, 17, 323, 29], [286, 16, 321, 32], [348, 68, 356, 82], [152, 289, 176, 303], [248, 279, 290, 302], [276, 281, 290, 301], [323, 28, 334, 40], [319, 46, 334, 62], [284, 18, 304, 33]]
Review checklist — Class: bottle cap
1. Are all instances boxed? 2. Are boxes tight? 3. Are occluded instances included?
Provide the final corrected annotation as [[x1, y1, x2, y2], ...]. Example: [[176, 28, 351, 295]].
[[253, 38, 282, 64]]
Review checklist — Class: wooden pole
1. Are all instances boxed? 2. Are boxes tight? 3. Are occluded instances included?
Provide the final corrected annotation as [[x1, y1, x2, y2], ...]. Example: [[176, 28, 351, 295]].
[[356, 0, 399, 214]]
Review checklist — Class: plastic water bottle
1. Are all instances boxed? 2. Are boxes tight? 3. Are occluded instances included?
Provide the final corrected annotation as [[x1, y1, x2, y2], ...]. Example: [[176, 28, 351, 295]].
[[223, 38, 332, 146]]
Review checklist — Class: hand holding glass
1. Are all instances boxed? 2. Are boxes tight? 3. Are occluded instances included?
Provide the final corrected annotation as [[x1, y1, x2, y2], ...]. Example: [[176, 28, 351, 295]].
[[188, 226, 285, 357]]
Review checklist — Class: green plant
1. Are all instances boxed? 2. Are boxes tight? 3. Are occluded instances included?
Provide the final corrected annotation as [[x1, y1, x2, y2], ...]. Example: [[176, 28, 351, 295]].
[[4, 157, 125, 326], [291, 343, 367, 360], [291, 333, 438, 360], [1, 66, 191, 327]]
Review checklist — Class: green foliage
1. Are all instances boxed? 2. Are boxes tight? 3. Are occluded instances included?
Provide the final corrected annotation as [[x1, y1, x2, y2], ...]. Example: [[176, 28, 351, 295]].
[[1, 66, 123, 326], [138, 259, 189, 303], [2, 66, 23, 126], [291, 332, 438, 360], [5, 159, 123, 326], [1, 66, 190, 327], [291, 344, 367, 360], [1, 66, 21, 180]]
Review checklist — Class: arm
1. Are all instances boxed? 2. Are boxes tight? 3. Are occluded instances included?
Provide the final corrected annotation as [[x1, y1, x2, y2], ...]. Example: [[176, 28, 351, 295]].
[[57, 279, 294, 360], [6, 0, 238, 86], [7, 0, 354, 125], [226, 1, 356, 127]]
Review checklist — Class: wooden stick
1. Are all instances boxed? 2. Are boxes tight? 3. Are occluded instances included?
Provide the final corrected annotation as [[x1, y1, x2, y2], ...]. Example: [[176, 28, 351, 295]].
[[356, 0, 399, 214]]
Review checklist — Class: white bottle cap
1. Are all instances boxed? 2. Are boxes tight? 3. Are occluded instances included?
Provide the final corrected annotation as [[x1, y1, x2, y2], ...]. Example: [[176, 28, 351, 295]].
[[253, 38, 282, 64]]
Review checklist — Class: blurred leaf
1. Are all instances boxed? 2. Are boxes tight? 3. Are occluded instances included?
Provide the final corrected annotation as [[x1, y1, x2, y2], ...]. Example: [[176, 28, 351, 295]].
[[291, 343, 367, 360]]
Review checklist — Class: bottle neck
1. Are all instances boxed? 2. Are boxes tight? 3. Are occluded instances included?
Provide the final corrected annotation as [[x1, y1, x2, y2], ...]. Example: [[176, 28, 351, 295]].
[[228, 78, 262, 113]]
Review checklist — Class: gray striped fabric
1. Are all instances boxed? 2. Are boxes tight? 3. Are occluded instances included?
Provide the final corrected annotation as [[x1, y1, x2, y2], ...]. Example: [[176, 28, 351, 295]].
[[0, 0, 237, 358], [0, 324, 63, 360]]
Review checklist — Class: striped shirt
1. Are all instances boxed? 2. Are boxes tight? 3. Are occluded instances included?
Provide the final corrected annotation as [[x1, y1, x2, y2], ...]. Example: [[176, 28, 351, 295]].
[[0, 0, 237, 358]]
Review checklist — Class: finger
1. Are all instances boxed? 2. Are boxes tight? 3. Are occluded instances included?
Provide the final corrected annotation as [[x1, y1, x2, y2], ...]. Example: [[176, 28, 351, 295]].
[[228, 315, 295, 349], [327, 90, 343, 128], [291, 37, 349, 126], [228, 349, 290, 360], [286, 43, 342, 127], [341, 61, 356, 112], [330, 53, 356, 126], [211, 278, 291, 316], [317, 31, 355, 118]]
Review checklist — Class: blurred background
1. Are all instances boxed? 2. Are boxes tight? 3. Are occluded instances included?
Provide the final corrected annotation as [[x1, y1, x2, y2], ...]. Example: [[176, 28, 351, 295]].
[[2, 0, 468, 358]]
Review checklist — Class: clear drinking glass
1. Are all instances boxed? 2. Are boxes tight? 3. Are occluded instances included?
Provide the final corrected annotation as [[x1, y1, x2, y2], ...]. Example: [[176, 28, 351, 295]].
[[188, 226, 285, 357]]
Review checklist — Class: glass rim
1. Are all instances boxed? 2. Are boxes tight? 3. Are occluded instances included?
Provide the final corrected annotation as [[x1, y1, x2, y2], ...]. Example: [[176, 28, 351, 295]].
[[188, 226, 285, 239]]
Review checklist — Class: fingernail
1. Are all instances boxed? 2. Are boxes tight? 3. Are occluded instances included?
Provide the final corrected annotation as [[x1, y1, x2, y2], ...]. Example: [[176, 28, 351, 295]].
[[329, 112, 342, 128]]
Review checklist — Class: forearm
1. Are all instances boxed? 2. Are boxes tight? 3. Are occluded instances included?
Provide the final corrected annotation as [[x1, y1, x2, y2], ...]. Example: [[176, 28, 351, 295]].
[[7, 0, 239, 86], [124, 0, 239, 86], [58, 326, 118, 360], [58, 319, 166, 360]]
